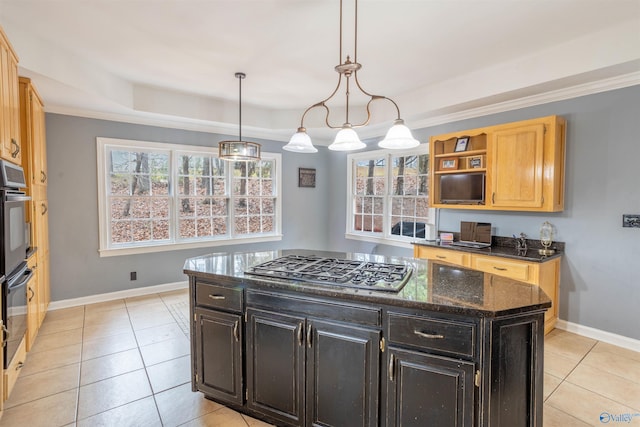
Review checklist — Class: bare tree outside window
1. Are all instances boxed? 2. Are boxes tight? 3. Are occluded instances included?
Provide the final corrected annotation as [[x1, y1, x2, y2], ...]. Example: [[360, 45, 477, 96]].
[[99, 138, 280, 253], [109, 149, 170, 244]]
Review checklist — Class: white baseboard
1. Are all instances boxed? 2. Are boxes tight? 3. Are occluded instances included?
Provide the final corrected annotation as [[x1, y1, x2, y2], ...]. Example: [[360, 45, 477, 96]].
[[556, 319, 640, 353], [47, 281, 189, 311]]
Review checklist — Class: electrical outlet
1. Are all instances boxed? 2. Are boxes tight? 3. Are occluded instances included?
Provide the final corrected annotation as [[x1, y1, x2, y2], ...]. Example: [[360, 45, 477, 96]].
[[622, 214, 640, 228], [130, 271, 137, 281]]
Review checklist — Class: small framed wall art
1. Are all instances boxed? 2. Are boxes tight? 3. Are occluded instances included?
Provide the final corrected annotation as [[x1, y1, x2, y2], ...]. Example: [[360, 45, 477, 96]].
[[298, 168, 316, 188], [454, 136, 470, 152], [440, 158, 459, 170]]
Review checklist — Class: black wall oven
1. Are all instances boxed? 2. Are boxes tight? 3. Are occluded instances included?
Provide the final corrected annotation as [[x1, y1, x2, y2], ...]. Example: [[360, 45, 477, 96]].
[[0, 160, 32, 367]]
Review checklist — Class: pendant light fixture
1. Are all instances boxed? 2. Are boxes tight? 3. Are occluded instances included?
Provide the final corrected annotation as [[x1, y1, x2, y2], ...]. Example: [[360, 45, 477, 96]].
[[283, 0, 419, 153], [218, 72, 261, 161]]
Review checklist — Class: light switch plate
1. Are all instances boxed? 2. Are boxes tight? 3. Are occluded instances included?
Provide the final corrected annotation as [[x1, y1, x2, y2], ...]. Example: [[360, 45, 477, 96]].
[[622, 214, 640, 228]]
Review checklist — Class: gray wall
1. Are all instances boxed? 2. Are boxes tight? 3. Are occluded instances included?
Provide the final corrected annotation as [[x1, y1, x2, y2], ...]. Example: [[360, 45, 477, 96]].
[[46, 85, 640, 340], [327, 85, 640, 340], [45, 115, 330, 301]]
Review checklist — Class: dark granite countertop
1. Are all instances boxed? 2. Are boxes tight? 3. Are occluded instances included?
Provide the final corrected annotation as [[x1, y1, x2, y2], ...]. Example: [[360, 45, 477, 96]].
[[183, 249, 551, 318], [413, 238, 564, 262]]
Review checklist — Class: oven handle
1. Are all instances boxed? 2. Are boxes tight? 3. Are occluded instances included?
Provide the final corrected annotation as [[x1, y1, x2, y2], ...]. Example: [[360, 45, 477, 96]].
[[8, 268, 34, 291], [4, 193, 31, 203]]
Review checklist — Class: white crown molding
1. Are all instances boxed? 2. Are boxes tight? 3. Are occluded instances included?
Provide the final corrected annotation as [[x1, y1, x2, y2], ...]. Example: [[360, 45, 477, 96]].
[[405, 71, 640, 133], [46, 71, 640, 145]]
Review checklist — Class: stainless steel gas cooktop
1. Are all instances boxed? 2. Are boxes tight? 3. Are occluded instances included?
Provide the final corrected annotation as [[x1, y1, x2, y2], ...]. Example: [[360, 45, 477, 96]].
[[244, 254, 412, 292]]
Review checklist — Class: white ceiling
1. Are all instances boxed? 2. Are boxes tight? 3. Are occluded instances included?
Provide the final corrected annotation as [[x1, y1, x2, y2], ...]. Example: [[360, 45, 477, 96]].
[[1, 0, 639, 145]]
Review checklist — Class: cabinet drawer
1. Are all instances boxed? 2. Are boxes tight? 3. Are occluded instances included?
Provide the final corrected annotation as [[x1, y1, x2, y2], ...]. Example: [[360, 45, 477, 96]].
[[472, 255, 530, 282], [415, 246, 470, 268], [387, 313, 476, 358], [195, 282, 243, 312]]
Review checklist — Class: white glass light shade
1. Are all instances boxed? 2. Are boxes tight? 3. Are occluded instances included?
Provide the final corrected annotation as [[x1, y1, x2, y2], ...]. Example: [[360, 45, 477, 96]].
[[328, 125, 366, 151], [378, 119, 420, 149], [283, 128, 318, 153], [218, 140, 261, 160]]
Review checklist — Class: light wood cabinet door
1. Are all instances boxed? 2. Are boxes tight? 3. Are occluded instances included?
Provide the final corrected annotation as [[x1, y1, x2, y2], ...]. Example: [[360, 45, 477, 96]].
[[0, 31, 21, 164], [20, 78, 47, 189], [489, 123, 545, 209]]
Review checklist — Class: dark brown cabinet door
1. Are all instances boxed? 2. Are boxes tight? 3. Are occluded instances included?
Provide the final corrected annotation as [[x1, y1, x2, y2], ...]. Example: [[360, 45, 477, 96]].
[[194, 308, 243, 406], [246, 308, 306, 427], [306, 319, 380, 427], [386, 347, 475, 427]]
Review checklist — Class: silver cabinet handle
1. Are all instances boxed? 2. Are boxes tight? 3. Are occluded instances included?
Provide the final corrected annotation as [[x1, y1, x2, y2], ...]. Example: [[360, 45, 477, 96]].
[[208, 294, 225, 300], [414, 329, 445, 339], [233, 320, 239, 342], [297, 322, 304, 346], [307, 324, 312, 349], [388, 353, 395, 381]]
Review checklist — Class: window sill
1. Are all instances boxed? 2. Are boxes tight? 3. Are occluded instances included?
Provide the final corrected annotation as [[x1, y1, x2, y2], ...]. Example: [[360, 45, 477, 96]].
[[99, 234, 283, 257]]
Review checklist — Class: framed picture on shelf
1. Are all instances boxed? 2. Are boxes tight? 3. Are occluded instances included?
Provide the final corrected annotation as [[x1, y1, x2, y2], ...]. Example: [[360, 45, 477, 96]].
[[454, 136, 470, 152], [467, 155, 485, 169], [298, 168, 316, 188], [440, 158, 459, 170]]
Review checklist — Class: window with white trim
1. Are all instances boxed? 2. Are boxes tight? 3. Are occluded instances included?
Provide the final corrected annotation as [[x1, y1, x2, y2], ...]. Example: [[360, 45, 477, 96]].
[[347, 147, 435, 246], [97, 137, 281, 256]]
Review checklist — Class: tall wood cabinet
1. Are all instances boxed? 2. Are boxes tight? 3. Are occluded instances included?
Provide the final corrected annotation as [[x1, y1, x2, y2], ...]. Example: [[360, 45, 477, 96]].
[[19, 77, 50, 351], [430, 115, 566, 211], [0, 27, 21, 164]]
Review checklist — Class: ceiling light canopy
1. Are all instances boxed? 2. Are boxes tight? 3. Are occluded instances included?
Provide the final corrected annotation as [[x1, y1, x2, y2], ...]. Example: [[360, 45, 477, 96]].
[[283, 0, 419, 153], [218, 72, 261, 161]]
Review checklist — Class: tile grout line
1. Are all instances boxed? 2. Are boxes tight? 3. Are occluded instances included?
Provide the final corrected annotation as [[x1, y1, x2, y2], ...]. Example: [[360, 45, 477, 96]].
[[126, 295, 167, 426]]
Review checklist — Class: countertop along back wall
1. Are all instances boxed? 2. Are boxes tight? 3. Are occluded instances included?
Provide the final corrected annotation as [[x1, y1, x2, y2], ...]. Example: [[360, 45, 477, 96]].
[[325, 85, 640, 341], [44, 114, 331, 301]]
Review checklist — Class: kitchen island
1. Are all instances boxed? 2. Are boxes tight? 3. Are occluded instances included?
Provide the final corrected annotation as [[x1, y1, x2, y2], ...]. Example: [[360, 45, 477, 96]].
[[184, 249, 550, 427]]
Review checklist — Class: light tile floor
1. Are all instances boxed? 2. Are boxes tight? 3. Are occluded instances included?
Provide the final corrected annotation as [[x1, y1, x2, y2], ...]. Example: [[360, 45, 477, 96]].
[[0, 289, 638, 426]]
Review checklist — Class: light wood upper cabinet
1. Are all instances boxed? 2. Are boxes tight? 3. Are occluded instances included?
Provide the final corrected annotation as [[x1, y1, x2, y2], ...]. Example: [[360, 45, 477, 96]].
[[0, 27, 21, 165], [489, 123, 544, 208], [429, 115, 566, 212], [19, 77, 48, 193]]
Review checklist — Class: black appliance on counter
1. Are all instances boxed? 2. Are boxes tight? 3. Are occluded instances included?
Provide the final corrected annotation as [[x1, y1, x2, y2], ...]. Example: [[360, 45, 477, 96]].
[[0, 160, 33, 368], [245, 254, 412, 292]]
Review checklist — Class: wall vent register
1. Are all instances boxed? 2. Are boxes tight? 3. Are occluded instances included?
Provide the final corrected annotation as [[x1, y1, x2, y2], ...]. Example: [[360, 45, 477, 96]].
[[245, 254, 412, 292]]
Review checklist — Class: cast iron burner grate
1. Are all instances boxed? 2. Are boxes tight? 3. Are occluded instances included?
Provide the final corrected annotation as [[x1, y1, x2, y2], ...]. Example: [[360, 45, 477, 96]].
[[244, 255, 412, 292]]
